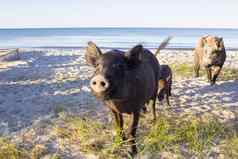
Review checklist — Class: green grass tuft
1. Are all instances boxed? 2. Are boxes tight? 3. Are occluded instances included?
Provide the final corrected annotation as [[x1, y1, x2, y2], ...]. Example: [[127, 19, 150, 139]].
[[2, 111, 237, 158], [176, 119, 224, 156], [142, 117, 177, 153], [170, 63, 193, 79], [221, 135, 238, 158], [170, 63, 238, 81], [51, 112, 236, 158], [220, 67, 238, 81], [0, 137, 29, 159], [140, 114, 224, 158]]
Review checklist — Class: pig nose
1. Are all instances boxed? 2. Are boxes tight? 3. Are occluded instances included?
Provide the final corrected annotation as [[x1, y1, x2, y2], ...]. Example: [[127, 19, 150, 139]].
[[90, 75, 109, 93]]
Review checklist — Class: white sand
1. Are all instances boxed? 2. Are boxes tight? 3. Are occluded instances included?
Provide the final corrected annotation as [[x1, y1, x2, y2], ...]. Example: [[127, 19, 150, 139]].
[[0, 48, 237, 135]]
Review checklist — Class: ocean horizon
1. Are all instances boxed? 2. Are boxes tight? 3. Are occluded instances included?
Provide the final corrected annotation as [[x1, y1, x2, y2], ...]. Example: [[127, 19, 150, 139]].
[[0, 27, 238, 50]]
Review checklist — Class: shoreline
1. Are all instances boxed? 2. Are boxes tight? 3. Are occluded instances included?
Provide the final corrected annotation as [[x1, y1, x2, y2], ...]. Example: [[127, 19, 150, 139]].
[[1, 27, 238, 29], [1, 46, 238, 51]]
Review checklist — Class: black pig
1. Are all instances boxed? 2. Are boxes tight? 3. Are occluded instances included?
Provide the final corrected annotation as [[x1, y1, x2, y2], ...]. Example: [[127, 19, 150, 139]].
[[85, 38, 170, 155], [157, 65, 172, 106]]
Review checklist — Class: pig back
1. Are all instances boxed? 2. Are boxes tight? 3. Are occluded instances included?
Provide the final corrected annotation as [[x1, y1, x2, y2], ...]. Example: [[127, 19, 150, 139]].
[[124, 49, 160, 106], [142, 49, 160, 81]]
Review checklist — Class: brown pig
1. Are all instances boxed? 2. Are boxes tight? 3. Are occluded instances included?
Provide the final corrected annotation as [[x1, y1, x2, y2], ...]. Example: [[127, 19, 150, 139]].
[[194, 35, 226, 85]]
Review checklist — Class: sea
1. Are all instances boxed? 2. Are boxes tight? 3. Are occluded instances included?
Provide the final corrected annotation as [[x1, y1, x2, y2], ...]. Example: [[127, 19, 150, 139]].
[[0, 27, 238, 50]]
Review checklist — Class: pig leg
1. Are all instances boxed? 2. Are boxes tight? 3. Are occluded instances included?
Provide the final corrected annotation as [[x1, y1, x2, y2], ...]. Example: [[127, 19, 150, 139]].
[[149, 98, 157, 121], [127, 111, 140, 155], [194, 63, 200, 77], [141, 105, 147, 113], [211, 66, 222, 85], [112, 111, 125, 140], [166, 89, 170, 106], [194, 52, 200, 77], [205, 67, 212, 83], [151, 81, 159, 121], [168, 80, 172, 96]]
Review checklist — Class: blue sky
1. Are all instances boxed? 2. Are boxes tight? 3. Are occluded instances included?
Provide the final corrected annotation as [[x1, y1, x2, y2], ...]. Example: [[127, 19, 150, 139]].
[[0, 0, 237, 28]]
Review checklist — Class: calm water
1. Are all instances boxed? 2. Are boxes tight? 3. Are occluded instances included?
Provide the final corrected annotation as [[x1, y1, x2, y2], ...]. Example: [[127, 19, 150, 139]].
[[0, 28, 238, 49]]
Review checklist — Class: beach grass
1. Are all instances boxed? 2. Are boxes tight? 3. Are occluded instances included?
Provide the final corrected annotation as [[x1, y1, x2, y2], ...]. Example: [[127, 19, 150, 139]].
[[1, 111, 238, 158], [45, 111, 238, 158], [220, 67, 238, 81], [58, 112, 238, 158], [171, 63, 238, 81], [170, 63, 193, 79], [221, 135, 238, 158], [0, 137, 29, 159]]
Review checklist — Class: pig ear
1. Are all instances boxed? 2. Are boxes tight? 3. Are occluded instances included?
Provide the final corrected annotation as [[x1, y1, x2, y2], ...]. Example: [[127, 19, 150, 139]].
[[218, 37, 225, 48], [125, 44, 143, 67], [197, 36, 207, 48], [85, 41, 102, 66]]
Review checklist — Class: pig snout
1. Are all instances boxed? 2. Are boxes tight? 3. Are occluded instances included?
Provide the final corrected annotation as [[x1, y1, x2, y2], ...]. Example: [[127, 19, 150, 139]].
[[90, 74, 109, 93]]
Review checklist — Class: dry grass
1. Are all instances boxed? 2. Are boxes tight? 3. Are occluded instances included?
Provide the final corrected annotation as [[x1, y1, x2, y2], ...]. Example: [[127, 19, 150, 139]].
[[0, 137, 29, 159], [1, 111, 238, 158], [49, 111, 238, 158], [170, 63, 238, 81]]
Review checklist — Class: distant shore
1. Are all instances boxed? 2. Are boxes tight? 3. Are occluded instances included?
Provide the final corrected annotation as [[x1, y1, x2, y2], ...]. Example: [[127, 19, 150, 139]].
[[1, 27, 238, 51], [1, 46, 238, 51]]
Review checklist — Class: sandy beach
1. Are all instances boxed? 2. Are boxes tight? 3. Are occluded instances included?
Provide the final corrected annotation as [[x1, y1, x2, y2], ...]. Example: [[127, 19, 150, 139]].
[[0, 48, 238, 158], [0, 48, 238, 131]]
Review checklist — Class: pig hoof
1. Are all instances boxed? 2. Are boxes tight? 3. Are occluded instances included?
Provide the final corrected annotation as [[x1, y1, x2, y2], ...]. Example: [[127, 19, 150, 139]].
[[141, 106, 147, 113], [210, 81, 216, 85], [150, 118, 157, 124], [128, 148, 138, 157], [121, 133, 127, 141]]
